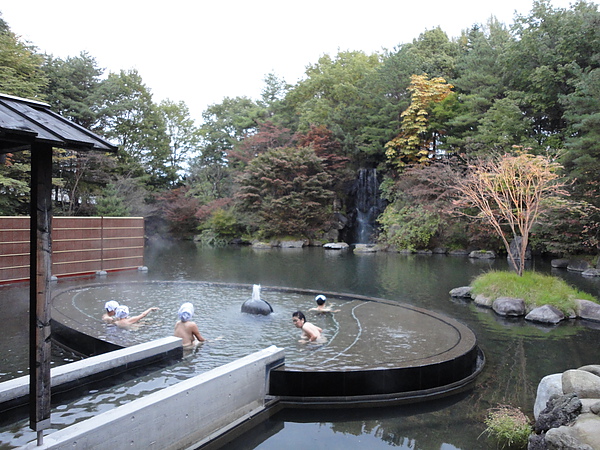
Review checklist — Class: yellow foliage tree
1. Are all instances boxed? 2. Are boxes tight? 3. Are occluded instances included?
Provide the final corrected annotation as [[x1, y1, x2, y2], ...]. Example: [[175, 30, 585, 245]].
[[385, 74, 453, 169]]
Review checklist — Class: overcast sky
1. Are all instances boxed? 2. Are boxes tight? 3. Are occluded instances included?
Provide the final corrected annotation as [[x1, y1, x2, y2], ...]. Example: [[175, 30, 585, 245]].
[[0, 0, 591, 124]]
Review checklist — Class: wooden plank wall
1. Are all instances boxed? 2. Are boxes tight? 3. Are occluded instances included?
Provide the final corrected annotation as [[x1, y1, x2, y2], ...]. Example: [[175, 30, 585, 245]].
[[0, 217, 144, 284]]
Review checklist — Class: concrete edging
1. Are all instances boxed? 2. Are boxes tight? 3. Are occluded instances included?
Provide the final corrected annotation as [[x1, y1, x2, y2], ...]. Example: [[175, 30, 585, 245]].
[[23, 345, 285, 450], [0, 336, 183, 411]]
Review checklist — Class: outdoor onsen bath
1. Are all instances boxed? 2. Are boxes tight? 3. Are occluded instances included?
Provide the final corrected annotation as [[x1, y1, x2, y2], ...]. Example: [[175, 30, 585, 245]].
[[1, 280, 484, 448], [53, 281, 483, 403]]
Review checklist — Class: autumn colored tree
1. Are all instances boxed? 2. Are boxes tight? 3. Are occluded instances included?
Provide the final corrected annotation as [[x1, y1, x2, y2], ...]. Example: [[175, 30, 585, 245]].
[[155, 187, 201, 237], [227, 121, 293, 168], [235, 146, 335, 238], [453, 150, 568, 275], [385, 74, 454, 169], [295, 125, 353, 197]]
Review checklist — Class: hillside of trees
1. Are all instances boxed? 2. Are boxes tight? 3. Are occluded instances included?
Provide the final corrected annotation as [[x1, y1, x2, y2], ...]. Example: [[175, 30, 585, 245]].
[[1, 0, 599, 256]]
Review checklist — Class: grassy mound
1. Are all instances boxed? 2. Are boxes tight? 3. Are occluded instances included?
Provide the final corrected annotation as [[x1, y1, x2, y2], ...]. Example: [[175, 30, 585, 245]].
[[471, 271, 597, 314]]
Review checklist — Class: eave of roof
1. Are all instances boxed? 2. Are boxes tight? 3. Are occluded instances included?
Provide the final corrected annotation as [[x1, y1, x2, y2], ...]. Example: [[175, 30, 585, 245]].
[[0, 93, 118, 154]]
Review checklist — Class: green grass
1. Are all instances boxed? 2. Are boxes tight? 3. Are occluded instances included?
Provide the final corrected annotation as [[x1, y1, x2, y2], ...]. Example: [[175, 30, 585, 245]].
[[482, 405, 532, 449], [471, 270, 597, 314]]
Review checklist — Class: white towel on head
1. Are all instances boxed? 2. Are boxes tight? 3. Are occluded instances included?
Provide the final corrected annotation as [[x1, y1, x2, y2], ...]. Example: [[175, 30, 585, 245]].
[[104, 300, 119, 312], [178, 302, 194, 322], [315, 295, 326, 302], [115, 305, 129, 319]]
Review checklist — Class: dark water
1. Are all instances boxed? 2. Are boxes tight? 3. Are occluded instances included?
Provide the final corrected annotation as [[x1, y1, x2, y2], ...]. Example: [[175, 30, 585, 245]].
[[2, 242, 600, 449]]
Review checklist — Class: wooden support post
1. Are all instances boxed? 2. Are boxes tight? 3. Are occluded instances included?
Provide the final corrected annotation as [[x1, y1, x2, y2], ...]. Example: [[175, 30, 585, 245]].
[[29, 144, 53, 441]]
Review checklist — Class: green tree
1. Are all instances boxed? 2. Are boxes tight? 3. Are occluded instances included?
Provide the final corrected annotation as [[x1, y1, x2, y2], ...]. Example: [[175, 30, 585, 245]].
[[448, 18, 514, 154], [473, 97, 533, 152], [96, 69, 172, 188], [285, 50, 381, 155], [0, 152, 30, 215], [379, 204, 441, 251], [0, 24, 47, 99], [96, 183, 130, 217], [42, 52, 103, 128], [158, 99, 200, 185], [561, 67, 600, 206], [505, 0, 600, 145], [199, 96, 266, 167], [0, 20, 46, 215]]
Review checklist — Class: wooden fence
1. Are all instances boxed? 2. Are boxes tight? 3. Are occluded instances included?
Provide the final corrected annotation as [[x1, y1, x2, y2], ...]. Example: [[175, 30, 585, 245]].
[[0, 216, 145, 284]]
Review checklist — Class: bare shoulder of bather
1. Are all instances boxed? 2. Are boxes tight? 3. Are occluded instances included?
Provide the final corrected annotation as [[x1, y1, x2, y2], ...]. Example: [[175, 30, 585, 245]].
[[174, 320, 205, 347], [301, 321, 322, 342]]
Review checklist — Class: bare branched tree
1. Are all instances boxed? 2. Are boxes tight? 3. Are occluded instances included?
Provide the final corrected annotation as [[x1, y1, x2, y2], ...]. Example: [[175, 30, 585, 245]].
[[453, 150, 568, 275]]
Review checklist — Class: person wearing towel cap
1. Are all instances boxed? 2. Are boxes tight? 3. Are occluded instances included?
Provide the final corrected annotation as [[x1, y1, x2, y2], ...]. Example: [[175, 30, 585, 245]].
[[102, 300, 120, 324], [114, 304, 159, 329], [174, 302, 205, 347], [309, 295, 340, 314]]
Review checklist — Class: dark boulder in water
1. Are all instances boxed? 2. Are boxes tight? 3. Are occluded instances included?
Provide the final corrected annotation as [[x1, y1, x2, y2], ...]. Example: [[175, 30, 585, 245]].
[[241, 298, 273, 315], [241, 284, 273, 315]]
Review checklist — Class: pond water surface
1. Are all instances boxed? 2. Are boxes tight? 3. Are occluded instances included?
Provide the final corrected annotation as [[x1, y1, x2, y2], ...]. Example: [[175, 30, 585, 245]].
[[2, 242, 600, 449]]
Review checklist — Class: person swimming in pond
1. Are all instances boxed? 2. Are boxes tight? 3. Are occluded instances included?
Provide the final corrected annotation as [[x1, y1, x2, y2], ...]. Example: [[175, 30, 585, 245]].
[[114, 305, 159, 329], [102, 300, 119, 324], [309, 295, 340, 314], [292, 310, 323, 343], [173, 302, 205, 347]]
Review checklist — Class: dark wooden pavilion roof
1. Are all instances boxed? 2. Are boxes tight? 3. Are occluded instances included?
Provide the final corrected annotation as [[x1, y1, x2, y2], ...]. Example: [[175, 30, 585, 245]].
[[0, 93, 117, 154]]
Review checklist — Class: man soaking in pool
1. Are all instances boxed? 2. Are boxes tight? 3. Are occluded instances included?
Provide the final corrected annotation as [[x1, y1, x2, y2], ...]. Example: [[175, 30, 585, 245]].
[[309, 295, 340, 314], [292, 311, 324, 343], [174, 302, 205, 347], [114, 305, 159, 329]]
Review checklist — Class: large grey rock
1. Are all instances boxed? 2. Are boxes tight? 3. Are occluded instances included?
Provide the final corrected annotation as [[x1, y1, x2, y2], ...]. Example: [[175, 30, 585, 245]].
[[579, 365, 600, 378], [353, 244, 378, 253], [535, 393, 582, 433], [474, 294, 493, 307], [535, 374, 564, 419], [575, 299, 600, 322], [252, 241, 272, 249], [323, 242, 349, 249], [551, 259, 570, 268], [449, 286, 472, 298], [528, 433, 546, 450], [526, 305, 565, 325], [545, 426, 594, 450], [568, 259, 591, 272], [468, 250, 496, 259], [509, 236, 532, 260], [579, 398, 600, 414], [563, 369, 600, 398], [280, 240, 307, 248], [492, 296, 526, 316], [582, 268, 600, 278], [572, 413, 600, 449]]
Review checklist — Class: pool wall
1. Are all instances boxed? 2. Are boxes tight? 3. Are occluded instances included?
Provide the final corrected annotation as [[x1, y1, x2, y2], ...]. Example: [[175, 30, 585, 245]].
[[22, 345, 285, 450], [0, 336, 183, 414]]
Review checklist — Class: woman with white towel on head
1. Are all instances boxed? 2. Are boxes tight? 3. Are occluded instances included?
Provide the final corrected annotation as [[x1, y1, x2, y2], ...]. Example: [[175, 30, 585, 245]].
[[114, 304, 159, 329], [174, 302, 205, 347]]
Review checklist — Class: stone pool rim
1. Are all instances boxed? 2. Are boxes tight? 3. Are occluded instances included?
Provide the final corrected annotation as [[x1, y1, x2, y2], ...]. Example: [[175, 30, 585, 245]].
[[51, 280, 485, 407]]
